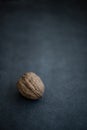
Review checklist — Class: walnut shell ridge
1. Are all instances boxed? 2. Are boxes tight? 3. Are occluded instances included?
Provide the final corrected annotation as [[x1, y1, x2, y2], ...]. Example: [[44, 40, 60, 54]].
[[17, 72, 45, 100]]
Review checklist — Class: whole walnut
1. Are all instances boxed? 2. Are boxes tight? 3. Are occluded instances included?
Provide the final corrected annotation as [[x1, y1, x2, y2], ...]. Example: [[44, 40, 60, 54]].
[[17, 72, 45, 100]]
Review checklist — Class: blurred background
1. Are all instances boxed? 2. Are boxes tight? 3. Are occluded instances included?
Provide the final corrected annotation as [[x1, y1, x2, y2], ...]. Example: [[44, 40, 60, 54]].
[[0, 0, 87, 130]]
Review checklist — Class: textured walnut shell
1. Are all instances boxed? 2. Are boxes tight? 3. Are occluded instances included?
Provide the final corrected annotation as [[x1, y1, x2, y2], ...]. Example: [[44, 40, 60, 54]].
[[17, 72, 45, 100]]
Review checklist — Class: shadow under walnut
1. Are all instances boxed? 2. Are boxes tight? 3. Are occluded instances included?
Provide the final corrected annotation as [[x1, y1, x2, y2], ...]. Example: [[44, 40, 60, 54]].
[[17, 72, 45, 100]]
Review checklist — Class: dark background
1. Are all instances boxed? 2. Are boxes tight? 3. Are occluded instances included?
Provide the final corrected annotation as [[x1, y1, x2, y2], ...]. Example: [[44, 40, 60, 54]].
[[0, 0, 87, 130]]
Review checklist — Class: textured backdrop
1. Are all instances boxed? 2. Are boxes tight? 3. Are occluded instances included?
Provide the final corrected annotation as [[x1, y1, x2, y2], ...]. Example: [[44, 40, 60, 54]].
[[0, 0, 87, 130]]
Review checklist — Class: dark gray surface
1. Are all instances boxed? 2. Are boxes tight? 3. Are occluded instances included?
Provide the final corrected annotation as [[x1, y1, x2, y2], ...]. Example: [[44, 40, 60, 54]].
[[0, 1, 87, 130]]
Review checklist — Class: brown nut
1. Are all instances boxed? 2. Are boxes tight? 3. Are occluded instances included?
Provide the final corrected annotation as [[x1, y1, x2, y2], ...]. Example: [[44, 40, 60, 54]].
[[17, 72, 45, 100]]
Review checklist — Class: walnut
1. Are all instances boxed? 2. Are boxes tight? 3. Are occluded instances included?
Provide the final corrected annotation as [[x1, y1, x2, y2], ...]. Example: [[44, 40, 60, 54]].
[[17, 72, 45, 100]]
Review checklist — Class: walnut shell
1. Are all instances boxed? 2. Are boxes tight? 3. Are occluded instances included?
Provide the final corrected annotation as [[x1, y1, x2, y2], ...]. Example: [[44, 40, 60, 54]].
[[17, 72, 45, 100]]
